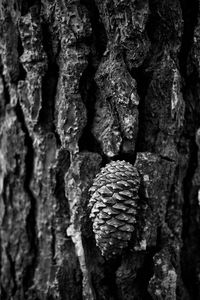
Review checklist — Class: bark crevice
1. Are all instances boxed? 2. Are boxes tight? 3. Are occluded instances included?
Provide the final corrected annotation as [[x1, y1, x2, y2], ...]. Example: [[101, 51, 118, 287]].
[[179, 0, 199, 77], [39, 21, 60, 141], [15, 103, 38, 292], [178, 0, 200, 298], [78, 0, 107, 155], [131, 66, 152, 153]]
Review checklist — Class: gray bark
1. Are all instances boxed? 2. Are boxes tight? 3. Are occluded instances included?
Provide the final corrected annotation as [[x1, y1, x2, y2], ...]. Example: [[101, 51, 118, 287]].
[[0, 0, 200, 299]]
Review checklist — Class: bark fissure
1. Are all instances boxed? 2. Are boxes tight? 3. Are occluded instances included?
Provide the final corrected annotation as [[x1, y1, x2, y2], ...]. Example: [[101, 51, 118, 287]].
[[131, 67, 152, 153], [179, 0, 199, 77], [15, 103, 38, 292], [50, 223, 56, 265], [78, 62, 103, 155], [178, 0, 200, 298], [78, 0, 107, 154], [39, 21, 60, 139], [21, 0, 41, 17]]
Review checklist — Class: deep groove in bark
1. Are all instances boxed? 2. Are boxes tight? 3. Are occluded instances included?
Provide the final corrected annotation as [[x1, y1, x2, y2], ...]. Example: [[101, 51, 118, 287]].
[[104, 258, 122, 300], [40, 64, 59, 133], [78, 61, 102, 154], [51, 223, 56, 265], [132, 66, 152, 153], [39, 22, 61, 146], [178, 0, 200, 298], [179, 0, 199, 77], [79, 0, 107, 155], [136, 250, 155, 300], [15, 103, 38, 293], [21, 0, 41, 16]]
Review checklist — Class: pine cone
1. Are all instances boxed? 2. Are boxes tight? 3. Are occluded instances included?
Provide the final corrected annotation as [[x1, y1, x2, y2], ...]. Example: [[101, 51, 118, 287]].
[[88, 160, 140, 258]]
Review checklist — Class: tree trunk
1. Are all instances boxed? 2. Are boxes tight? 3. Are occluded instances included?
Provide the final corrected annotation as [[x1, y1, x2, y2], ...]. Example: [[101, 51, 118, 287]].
[[0, 0, 200, 299]]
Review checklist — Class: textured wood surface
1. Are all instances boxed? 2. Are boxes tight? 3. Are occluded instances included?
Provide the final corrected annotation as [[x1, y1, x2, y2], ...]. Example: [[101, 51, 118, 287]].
[[0, 0, 200, 299]]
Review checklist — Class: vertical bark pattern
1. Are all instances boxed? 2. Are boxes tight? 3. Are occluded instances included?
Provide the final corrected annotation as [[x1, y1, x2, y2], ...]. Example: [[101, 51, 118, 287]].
[[0, 0, 200, 299]]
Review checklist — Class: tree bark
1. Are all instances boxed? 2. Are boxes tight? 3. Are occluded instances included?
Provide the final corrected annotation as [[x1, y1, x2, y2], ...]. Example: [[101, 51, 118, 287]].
[[0, 0, 200, 299]]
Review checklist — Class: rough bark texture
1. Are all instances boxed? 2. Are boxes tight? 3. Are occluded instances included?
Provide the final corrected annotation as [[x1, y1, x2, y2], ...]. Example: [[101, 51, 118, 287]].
[[0, 0, 200, 299]]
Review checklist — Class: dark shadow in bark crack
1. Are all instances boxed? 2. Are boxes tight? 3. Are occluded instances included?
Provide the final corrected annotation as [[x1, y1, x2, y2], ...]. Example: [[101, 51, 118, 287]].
[[15, 103, 38, 294]]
